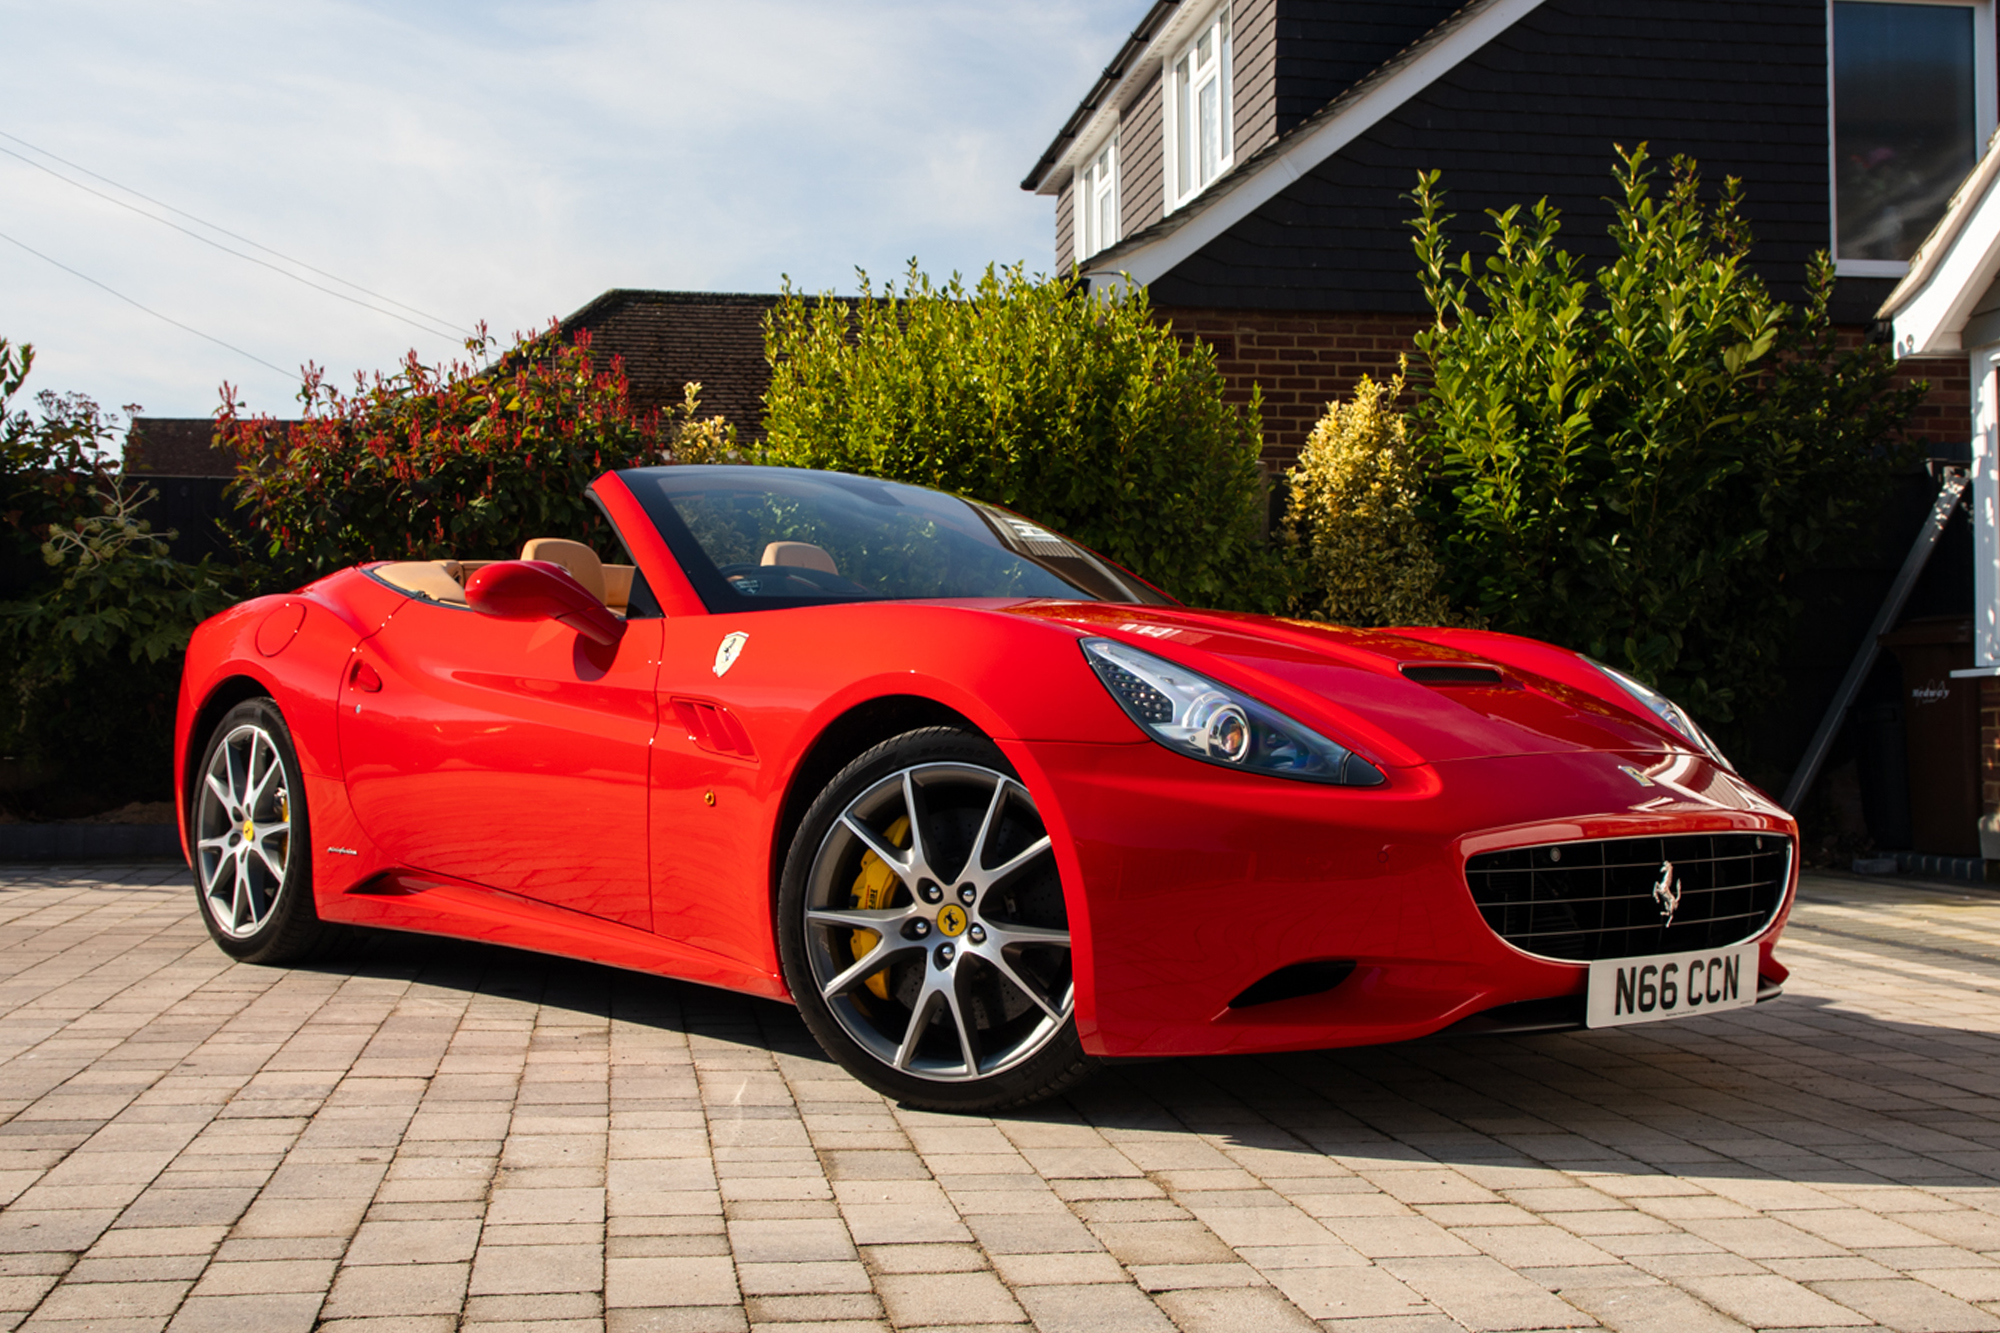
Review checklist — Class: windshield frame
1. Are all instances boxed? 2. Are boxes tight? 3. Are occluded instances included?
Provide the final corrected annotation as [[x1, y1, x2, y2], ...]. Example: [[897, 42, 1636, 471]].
[[620, 464, 1174, 614]]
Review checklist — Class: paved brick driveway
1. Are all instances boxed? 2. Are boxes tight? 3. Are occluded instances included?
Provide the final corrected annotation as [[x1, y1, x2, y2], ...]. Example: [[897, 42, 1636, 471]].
[[2, 865, 1998, 1333]]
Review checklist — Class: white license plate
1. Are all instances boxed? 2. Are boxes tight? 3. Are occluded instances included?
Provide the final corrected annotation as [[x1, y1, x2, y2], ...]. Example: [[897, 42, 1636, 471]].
[[1585, 943, 1758, 1028]]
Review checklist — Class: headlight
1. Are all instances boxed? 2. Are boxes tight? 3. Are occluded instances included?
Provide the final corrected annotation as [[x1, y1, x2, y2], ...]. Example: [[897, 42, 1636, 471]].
[[1081, 638, 1384, 786], [1584, 657, 1733, 770]]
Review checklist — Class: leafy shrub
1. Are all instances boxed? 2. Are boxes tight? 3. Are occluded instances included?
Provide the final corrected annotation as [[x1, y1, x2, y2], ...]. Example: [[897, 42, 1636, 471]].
[[1409, 146, 1922, 723], [1284, 370, 1470, 628], [759, 262, 1282, 610], [0, 339, 232, 811], [222, 325, 736, 577]]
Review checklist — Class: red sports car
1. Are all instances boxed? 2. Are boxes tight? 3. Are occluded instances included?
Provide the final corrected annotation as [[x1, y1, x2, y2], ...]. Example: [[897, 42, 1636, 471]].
[[176, 465, 1796, 1109]]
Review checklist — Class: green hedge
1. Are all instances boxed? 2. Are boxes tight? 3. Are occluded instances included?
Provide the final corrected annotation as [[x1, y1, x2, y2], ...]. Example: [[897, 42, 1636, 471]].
[[759, 263, 1285, 611]]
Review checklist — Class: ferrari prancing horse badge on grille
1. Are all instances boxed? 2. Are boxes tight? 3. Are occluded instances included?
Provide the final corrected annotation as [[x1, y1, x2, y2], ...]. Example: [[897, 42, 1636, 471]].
[[713, 632, 748, 678], [1653, 862, 1681, 927]]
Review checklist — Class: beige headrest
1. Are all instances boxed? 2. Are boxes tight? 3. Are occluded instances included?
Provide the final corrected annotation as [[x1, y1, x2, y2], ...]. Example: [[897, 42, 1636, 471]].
[[761, 541, 837, 574], [602, 564, 634, 612], [520, 538, 606, 603], [375, 561, 468, 605]]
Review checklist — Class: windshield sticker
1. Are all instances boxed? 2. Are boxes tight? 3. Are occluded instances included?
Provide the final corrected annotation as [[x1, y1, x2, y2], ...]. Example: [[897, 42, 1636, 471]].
[[713, 631, 749, 678]]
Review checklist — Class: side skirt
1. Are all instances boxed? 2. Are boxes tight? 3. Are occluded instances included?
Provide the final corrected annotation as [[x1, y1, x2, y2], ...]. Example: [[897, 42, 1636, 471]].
[[321, 868, 789, 1001]]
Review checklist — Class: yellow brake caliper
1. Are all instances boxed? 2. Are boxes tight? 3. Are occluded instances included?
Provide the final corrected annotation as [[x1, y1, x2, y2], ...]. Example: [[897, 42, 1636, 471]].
[[848, 816, 909, 1000]]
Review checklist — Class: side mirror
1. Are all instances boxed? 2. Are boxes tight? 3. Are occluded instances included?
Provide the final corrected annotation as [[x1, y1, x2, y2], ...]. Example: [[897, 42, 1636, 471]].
[[465, 560, 626, 647]]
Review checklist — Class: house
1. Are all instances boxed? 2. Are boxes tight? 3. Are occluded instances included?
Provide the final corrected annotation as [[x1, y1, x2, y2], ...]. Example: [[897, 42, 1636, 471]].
[[1027, 0, 1995, 859], [1882, 129, 2000, 866], [1024, 0, 1981, 460]]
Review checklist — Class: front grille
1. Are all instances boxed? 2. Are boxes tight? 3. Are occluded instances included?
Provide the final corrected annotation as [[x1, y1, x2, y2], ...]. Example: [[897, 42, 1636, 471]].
[[1465, 833, 1790, 962]]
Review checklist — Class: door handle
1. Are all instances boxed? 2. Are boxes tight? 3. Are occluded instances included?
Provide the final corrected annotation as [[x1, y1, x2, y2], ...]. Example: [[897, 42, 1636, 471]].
[[350, 661, 383, 693]]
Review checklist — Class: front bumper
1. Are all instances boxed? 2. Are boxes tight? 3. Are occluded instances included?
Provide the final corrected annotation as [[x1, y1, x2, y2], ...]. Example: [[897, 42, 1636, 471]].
[[1002, 739, 1797, 1059]]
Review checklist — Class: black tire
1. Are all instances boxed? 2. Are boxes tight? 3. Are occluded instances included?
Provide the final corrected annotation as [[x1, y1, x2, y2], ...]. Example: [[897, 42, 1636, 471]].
[[190, 698, 341, 965], [778, 726, 1096, 1112]]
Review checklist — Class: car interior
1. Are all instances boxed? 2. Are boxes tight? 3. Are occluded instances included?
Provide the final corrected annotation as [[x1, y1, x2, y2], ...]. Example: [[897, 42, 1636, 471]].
[[369, 538, 843, 615]]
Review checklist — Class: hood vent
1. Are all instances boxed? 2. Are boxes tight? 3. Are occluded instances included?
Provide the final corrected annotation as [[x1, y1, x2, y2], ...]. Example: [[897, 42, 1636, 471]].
[[1400, 663, 1505, 687]]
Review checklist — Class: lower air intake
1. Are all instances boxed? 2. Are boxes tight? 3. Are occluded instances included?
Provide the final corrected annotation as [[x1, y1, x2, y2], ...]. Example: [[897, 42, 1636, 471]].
[[1465, 833, 1789, 962], [1229, 959, 1356, 1008]]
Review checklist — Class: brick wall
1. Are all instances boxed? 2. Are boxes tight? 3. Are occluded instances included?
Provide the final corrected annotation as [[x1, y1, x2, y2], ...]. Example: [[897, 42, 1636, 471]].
[[1159, 306, 1974, 465], [564, 291, 783, 440]]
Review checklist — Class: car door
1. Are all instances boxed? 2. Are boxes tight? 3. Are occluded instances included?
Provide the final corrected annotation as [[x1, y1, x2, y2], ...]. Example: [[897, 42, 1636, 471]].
[[645, 611, 775, 968], [340, 590, 663, 929]]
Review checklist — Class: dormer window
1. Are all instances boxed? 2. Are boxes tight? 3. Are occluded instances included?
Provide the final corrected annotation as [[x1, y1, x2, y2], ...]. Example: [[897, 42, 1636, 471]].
[[1075, 133, 1120, 261], [1831, 0, 1998, 273], [1166, 4, 1233, 211]]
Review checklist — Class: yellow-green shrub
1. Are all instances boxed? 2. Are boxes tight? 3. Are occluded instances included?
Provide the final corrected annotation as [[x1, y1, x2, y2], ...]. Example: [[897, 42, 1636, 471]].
[[1284, 371, 1469, 628]]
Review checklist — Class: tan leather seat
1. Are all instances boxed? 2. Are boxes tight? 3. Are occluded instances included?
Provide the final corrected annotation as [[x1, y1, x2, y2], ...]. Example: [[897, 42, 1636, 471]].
[[602, 564, 634, 613], [761, 541, 838, 574], [375, 561, 468, 605], [520, 538, 606, 603]]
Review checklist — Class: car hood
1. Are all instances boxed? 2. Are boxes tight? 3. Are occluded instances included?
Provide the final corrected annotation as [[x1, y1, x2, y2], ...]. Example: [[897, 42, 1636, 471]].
[[999, 602, 1687, 769]]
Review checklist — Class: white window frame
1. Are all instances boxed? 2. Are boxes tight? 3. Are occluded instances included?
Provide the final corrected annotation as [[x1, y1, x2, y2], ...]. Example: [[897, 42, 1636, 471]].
[[1074, 131, 1121, 262], [1829, 0, 1998, 277], [1163, 3, 1234, 213]]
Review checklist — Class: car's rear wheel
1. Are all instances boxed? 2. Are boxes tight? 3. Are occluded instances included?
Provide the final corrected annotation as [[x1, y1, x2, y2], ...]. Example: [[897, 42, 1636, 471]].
[[779, 727, 1095, 1111], [192, 699, 338, 964]]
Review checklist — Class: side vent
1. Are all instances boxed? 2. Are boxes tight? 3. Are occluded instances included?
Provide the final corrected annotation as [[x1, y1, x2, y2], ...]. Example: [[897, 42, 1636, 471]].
[[671, 698, 757, 760], [1228, 959, 1356, 1009], [1400, 663, 1505, 687], [348, 872, 432, 896]]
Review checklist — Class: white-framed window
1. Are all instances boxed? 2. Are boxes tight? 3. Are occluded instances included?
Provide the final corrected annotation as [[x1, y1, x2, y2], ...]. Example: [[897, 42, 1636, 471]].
[[1075, 132, 1120, 261], [1831, 0, 1998, 274], [1164, 4, 1234, 212]]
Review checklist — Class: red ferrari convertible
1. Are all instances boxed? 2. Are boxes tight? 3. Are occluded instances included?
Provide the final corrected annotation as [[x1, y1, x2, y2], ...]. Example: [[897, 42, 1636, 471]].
[[176, 465, 1796, 1109]]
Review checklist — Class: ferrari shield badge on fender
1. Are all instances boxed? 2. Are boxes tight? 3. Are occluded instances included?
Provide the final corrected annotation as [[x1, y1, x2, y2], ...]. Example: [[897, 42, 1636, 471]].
[[713, 631, 748, 678]]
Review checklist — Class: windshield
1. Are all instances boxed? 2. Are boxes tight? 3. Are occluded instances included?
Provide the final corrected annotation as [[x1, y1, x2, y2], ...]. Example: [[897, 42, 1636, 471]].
[[622, 466, 1172, 612]]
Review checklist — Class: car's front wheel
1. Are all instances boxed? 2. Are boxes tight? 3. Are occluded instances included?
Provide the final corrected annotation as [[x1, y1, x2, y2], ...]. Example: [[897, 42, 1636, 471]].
[[778, 727, 1095, 1111], [191, 698, 339, 964]]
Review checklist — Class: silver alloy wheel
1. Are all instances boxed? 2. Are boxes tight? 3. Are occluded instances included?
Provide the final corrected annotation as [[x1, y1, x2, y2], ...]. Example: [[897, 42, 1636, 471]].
[[195, 723, 293, 939], [802, 762, 1072, 1082]]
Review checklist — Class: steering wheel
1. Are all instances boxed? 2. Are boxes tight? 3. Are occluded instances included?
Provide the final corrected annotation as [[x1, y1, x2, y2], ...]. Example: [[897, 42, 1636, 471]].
[[717, 562, 868, 596]]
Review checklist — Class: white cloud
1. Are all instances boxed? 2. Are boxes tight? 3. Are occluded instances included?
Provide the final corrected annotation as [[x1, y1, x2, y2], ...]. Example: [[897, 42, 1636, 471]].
[[0, 0, 1133, 419]]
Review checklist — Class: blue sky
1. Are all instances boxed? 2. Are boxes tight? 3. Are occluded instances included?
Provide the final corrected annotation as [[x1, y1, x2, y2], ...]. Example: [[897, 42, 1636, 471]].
[[1, 0, 1134, 421]]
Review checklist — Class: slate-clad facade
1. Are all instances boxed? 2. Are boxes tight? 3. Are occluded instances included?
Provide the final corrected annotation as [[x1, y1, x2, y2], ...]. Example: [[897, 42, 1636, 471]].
[[1154, 0, 1848, 317], [1267, 1, 1466, 136]]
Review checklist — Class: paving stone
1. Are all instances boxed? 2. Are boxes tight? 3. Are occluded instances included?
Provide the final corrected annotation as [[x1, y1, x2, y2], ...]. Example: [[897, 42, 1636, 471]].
[[604, 1255, 739, 1308], [1152, 1284, 1319, 1331], [1806, 1278, 2000, 1331], [1559, 1282, 1751, 1332], [1012, 1281, 1176, 1331], [163, 1291, 322, 1332], [727, 1217, 855, 1264], [874, 1270, 1024, 1326], [1677, 1273, 1877, 1327], [1381, 1255, 1595, 1329], [29, 1278, 190, 1321], [321, 1262, 471, 1319]]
